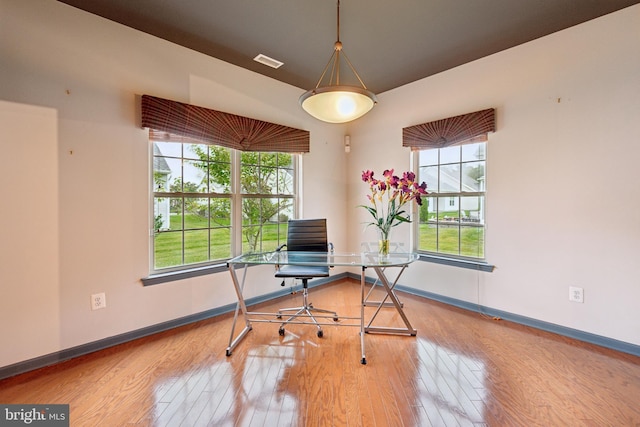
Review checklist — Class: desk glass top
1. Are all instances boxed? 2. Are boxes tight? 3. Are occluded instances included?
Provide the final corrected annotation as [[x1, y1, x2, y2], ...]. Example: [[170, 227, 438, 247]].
[[227, 251, 419, 268]]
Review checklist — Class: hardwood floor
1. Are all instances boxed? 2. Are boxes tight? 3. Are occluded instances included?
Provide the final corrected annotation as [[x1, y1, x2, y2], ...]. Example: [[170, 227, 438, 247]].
[[1, 279, 639, 426]]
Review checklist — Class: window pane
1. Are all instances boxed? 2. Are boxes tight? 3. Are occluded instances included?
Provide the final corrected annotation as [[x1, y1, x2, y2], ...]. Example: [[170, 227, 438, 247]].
[[241, 224, 261, 253], [209, 147, 231, 193], [184, 229, 209, 264], [461, 196, 484, 224], [241, 197, 291, 253], [438, 223, 460, 256], [154, 231, 183, 269], [259, 152, 278, 167], [278, 169, 294, 194], [440, 163, 461, 192], [153, 197, 170, 231], [461, 226, 484, 258], [210, 227, 231, 259], [278, 220, 289, 244], [208, 161, 230, 193], [154, 141, 182, 158], [261, 220, 280, 252], [418, 222, 437, 252], [169, 197, 183, 230], [461, 142, 486, 161], [260, 166, 277, 194], [162, 158, 182, 192], [439, 196, 459, 220], [419, 149, 438, 166], [184, 160, 208, 193], [210, 198, 231, 225], [440, 146, 460, 164], [184, 144, 205, 160], [462, 161, 485, 192], [209, 198, 231, 259], [242, 197, 261, 252], [184, 198, 209, 229], [279, 200, 294, 222], [241, 151, 259, 166], [278, 153, 293, 168], [241, 164, 259, 193], [422, 196, 438, 223], [261, 198, 280, 224], [419, 165, 438, 195]]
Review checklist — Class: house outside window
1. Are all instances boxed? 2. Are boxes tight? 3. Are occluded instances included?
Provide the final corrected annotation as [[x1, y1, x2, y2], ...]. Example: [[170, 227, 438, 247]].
[[152, 141, 298, 272], [416, 142, 486, 259]]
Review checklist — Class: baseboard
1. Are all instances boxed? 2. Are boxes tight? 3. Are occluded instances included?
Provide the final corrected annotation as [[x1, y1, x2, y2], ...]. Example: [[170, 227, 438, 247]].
[[0, 273, 348, 380], [350, 272, 640, 358], [2, 270, 637, 379]]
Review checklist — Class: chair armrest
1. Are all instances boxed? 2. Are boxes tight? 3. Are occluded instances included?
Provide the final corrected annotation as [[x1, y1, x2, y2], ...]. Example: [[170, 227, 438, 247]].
[[329, 242, 334, 268], [276, 244, 287, 252]]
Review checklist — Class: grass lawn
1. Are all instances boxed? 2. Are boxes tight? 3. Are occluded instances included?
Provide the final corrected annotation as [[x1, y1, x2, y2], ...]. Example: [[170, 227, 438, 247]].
[[155, 215, 485, 269], [154, 215, 286, 269], [419, 223, 484, 258]]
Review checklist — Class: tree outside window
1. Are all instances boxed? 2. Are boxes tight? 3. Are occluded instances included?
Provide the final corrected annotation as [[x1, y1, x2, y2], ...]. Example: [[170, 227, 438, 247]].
[[152, 142, 297, 271]]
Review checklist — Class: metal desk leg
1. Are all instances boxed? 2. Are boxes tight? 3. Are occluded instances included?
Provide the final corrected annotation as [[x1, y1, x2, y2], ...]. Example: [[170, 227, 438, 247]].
[[363, 266, 404, 308], [360, 266, 367, 364], [365, 265, 417, 336], [226, 263, 253, 356]]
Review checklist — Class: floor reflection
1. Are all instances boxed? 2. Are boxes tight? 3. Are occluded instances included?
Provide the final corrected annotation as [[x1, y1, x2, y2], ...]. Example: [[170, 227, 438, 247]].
[[412, 336, 486, 425], [152, 332, 314, 426], [150, 289, 489, 426]]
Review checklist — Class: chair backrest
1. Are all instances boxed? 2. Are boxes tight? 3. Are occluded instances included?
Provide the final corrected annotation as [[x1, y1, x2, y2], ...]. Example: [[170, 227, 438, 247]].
[[286, 219, 328, 252]]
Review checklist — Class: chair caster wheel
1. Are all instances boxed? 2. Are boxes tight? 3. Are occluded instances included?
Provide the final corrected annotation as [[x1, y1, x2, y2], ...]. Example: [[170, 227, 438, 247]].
[[276, 314, 282, 319], [317, 330, 323, 338], [333, 317, 339, 322], [278, 328, 285, 336]]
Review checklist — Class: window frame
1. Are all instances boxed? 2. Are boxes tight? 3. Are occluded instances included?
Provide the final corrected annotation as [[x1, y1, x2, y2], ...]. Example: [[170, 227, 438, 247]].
[[147, 141, 300, 279], [412, 143, 487, 262]]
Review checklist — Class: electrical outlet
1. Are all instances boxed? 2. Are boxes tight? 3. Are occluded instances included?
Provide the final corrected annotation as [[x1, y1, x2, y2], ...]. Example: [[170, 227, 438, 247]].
[[569, 286, 584, 303], [91, 293, 107, 310]]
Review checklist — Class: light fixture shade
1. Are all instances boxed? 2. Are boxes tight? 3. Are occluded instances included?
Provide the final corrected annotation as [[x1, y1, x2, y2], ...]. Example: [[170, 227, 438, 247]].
[[300, 86, 377, 124]]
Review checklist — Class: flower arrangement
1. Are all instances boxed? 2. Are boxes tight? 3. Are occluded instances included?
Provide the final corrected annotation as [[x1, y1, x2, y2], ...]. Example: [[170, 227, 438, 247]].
[[360, 169, 428, 254]]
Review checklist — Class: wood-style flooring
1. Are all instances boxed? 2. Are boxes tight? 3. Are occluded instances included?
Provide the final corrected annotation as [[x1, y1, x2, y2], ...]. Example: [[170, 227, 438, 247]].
[[1, 279, 639, 426]]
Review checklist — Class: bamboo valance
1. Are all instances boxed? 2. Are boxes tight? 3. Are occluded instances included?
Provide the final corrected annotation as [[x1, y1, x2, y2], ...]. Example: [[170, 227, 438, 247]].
[[141, 95, 310, 153], [403, 108, 495, 150]]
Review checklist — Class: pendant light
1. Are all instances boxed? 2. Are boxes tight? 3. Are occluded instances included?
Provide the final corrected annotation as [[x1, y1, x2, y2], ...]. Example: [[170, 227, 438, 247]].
[[299, 0, 377, 123]]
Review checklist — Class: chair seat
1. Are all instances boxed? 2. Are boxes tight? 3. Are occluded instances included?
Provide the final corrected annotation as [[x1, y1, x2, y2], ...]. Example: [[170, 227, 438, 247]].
[[275, 264, 329, 279]]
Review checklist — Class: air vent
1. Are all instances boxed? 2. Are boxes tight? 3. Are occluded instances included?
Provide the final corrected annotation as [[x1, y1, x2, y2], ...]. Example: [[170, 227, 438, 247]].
[[253, 54, 284, 69]]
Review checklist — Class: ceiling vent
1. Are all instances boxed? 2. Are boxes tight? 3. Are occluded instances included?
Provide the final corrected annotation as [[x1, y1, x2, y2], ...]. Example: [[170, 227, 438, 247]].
[[253, 54, 284, 69]]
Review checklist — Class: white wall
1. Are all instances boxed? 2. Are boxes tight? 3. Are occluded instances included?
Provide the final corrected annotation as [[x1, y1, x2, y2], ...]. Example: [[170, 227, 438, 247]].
[[0, 0, 347, 368], [348, 5, 640, 346], [0, 101, 59, 364], [1, 0, 638, 370]]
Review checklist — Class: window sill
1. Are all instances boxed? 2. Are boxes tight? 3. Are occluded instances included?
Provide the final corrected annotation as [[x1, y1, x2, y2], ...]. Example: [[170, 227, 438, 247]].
[[142, 263, 229, 286], [417, 253, 495, 272]]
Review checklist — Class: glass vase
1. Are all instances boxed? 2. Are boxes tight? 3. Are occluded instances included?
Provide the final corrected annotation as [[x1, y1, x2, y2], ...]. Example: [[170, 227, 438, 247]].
[[378, 229, 391, 258]]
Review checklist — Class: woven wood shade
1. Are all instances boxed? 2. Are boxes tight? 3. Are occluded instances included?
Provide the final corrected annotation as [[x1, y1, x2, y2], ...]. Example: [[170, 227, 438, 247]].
[[403, 108, 495, 150], [141, 95, 310, 153]]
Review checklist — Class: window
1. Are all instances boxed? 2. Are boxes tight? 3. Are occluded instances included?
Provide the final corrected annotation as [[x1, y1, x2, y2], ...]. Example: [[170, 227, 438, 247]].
[[141, 95, 308, 278], [240, 151, 296, 254], [152, 141, 298, 272], [416, 142, 486, 259]]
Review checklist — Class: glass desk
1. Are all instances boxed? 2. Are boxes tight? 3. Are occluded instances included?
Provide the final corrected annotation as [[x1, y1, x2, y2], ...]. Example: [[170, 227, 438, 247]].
[[226, 251, 419, 364]]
